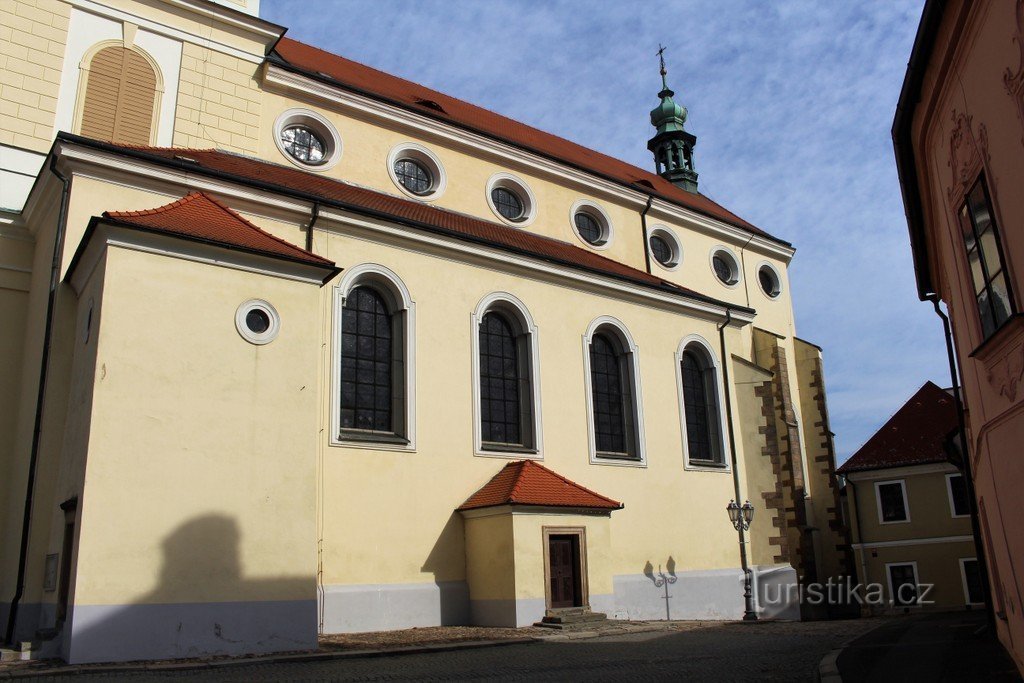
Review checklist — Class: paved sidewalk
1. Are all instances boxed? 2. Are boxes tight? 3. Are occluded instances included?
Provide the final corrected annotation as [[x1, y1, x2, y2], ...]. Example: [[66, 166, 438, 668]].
[[836, 611, 1021, 682]]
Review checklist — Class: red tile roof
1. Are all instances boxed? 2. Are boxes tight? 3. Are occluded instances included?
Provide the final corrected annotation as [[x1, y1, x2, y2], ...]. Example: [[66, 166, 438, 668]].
[[837, 382, 959, 474], [70, 136, 741, 310], [103, 191, 334, 268], [271, 38, 785, 245], [458, 460, 623, 511]]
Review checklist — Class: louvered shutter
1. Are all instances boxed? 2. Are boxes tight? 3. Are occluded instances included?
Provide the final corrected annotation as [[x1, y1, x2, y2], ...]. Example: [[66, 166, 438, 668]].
[[80, 46, 157, 145]]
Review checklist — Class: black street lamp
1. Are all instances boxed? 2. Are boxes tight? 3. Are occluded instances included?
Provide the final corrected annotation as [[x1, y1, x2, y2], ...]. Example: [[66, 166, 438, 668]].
[[726, 499, 758, 621]]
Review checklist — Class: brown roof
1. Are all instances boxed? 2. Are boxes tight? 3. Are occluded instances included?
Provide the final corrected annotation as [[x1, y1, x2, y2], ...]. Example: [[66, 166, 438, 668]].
[[837, 381, 958, 474], [270, 38, 785, 246], [103, 191, 334, 268], [458, 460, 623, 512], [67, 135, 744, 311]]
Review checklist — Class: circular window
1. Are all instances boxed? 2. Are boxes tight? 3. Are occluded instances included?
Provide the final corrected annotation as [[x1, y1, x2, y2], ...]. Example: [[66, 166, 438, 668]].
[[710, 247, 741, 287], [486, 173, 536, 226], [387, 143, 446, 200], [648, 225, 681, 269], [757, 262, 782, 298], [569, 200, 613, 248], [281, 125, 326, 165], [273, 109, 342, 171], [235, 299, 280, 345]]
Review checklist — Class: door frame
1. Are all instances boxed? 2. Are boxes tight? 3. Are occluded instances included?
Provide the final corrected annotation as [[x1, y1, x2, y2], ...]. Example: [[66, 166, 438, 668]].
[[542, 526, 589, 610]]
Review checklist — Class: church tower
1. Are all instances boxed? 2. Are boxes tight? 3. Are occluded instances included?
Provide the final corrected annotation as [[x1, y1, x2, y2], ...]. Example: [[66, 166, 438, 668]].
[[647, 48, 699, 193]]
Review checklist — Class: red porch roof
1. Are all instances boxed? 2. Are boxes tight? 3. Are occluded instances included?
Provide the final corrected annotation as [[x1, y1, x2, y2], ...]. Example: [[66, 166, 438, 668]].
[[458, 460, 623, 511]]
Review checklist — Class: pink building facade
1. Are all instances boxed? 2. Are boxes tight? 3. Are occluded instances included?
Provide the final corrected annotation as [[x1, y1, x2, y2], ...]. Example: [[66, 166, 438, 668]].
[[894, 0, 1024, 673]]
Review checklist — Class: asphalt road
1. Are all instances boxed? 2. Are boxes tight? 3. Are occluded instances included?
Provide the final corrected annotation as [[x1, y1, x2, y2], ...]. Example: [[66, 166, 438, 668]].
[[30, 619, 874, 682]]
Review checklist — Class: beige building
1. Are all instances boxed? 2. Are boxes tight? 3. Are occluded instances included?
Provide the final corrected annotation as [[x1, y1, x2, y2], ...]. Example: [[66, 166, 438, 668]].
[[839, 382, 982, 613], [1, 0, 848, 663], [893, 0, 1024, 672]]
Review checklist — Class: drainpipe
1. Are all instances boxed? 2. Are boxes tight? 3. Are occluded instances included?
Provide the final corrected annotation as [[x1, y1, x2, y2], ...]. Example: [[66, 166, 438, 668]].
[[305, 201, 320, 254], [5, 156, 71, 646], [718, 308, 756, 620], [640, 195, 653, 274], [926, 294, 995, 627], [847, 477, 870, 611]]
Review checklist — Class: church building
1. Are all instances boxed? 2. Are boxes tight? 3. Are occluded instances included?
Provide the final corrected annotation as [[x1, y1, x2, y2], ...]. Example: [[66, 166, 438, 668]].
[[0, 0, 849, 663]]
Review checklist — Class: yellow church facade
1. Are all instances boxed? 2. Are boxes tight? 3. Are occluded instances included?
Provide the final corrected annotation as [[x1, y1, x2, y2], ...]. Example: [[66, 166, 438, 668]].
[[0, 0, 849, 663]]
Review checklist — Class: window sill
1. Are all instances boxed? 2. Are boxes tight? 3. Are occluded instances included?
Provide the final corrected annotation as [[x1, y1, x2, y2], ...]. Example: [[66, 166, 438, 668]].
[[336, 430, 410, 447], [480, 443, 538, 455], [686, 459, 730, 471], [595, 451, 641, 462], [969, 312, 1024, 362]]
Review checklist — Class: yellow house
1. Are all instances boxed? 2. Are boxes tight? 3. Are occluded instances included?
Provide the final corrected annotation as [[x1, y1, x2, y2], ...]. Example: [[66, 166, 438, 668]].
[[0, 0, 849, 663], [839, 382, 982, 613]]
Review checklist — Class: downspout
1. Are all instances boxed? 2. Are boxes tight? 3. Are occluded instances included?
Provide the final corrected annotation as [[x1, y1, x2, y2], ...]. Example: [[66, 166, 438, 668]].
[[718, 308, 756, 620], [5, 156, 71, 645], [640, 195, 653, 275], [848, 477, 870, 605], [926, 294, 995, 626], [305, 201, 320, 254]]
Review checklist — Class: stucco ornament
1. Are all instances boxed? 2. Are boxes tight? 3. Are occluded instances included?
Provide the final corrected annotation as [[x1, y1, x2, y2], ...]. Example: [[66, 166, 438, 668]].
[[1004, 0, 1024, 147], [987, 344, 1024, 402], [946, 110, 989, 205]]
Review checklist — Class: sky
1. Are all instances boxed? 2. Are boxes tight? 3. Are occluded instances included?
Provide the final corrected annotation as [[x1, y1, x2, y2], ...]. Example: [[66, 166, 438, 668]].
[[262, 0, 947, 463]]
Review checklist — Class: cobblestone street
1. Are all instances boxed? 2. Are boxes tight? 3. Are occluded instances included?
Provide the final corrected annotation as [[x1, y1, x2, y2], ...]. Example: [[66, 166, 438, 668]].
[[27, 619, 877, 682]]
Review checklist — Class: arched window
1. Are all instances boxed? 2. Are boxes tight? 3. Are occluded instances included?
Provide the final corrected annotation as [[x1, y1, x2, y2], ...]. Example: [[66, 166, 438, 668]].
[[679, 343, 725, 466], [473, 293, 540, 454], [335, 265, 414, 448], [79, 45, 160, 145], [585, 319, 643, 463]]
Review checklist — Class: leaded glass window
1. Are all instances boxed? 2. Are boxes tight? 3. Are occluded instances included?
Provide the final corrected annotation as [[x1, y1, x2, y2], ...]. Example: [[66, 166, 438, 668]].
[[650, 235, 673, 266], [713, 254, 735, 284], [394, 158, 432, 195], [479, 312, 525, 446], [575, 212, 602, 245], [340, 287, 394, 434], [492, 187, 524, 221], [959, 176, 1015, 339], [590, 333, 633, 456], [681, 349, 723, 464], [281, 125, 326, 164]]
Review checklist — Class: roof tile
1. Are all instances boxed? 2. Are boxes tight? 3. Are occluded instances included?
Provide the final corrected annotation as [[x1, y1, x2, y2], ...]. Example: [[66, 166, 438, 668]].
[[458, 460, 623, 511]]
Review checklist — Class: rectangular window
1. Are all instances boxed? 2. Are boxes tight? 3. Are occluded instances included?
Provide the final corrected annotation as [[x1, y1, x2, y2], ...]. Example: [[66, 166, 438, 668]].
[[888, 563, 919, 607], [960, 558, 984, 606], [947, 473, 970, 518], [876, 481, 909, 523], [958, 176, 1015, 339]]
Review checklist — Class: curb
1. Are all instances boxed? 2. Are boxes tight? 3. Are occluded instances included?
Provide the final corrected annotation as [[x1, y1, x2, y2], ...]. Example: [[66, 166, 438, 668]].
[[0, 637, 537, 679], [816, 619, 890, 683]]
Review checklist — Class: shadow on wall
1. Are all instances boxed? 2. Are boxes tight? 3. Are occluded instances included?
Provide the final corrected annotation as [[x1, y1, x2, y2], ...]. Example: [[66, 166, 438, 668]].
[[644, 557, 678, 620], [420, 512, 469, 626], [65, 514, 317, 664]]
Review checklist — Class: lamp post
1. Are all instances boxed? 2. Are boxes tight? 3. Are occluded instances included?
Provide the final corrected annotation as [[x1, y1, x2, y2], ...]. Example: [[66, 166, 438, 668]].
[[727, 499, 758, 621]]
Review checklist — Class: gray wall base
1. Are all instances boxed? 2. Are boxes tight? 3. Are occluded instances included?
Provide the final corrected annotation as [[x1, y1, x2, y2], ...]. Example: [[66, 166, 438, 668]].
[[66, 599, 316, 664], [321, 581, 468, 634], [752, 564, 801, 620], [3, 602, 57, 644]]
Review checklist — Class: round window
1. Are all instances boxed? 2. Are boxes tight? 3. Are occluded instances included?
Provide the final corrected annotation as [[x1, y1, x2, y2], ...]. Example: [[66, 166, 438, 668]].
[[491, 187, 524, 221], [280, 125, 326, 165], [235, 299, 280, 345], [647, 226, 681, 269], [574, 212, 601, 244], [711, 249, 740, 286], [394, 158, 433, 195], [758, 264, 782, 298]]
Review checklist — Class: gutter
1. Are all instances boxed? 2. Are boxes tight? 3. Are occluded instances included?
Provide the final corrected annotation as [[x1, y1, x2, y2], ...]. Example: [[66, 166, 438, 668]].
[[55, 134, 754, 319], [5, 156, 71, 645], [640, 194, 653, 274], [891, 0, 945, 300], [927, 295, 995, 626]]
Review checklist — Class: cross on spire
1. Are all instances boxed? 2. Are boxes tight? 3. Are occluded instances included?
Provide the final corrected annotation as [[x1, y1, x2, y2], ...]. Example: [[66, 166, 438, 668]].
[[657, 44, 668, 90]]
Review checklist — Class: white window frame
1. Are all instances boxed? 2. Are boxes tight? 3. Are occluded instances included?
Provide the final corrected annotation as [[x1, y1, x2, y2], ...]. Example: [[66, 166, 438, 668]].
[[958, 557, 984, 607], [331, 263, 416, 452], [885, 561, 921, 608], [569, 199, 613, 249], [386, 142, 447, 201], [755, 260, 783, 300], [471, 292, 544, 459], [648, 224, 682, 271], [946, 473, 970, 518], [675, 334, 731, 472], [875, 479, 910, 524], [582, 316, 647, 467], [485, 172, 537, 227], [273, 108, 343, 171], [709, 245, 742, 288], [235, 299, 281, 345]]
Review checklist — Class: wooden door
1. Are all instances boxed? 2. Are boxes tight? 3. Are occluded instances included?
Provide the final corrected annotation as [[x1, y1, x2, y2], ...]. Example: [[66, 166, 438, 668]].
[[549, 535, 580, 608]]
